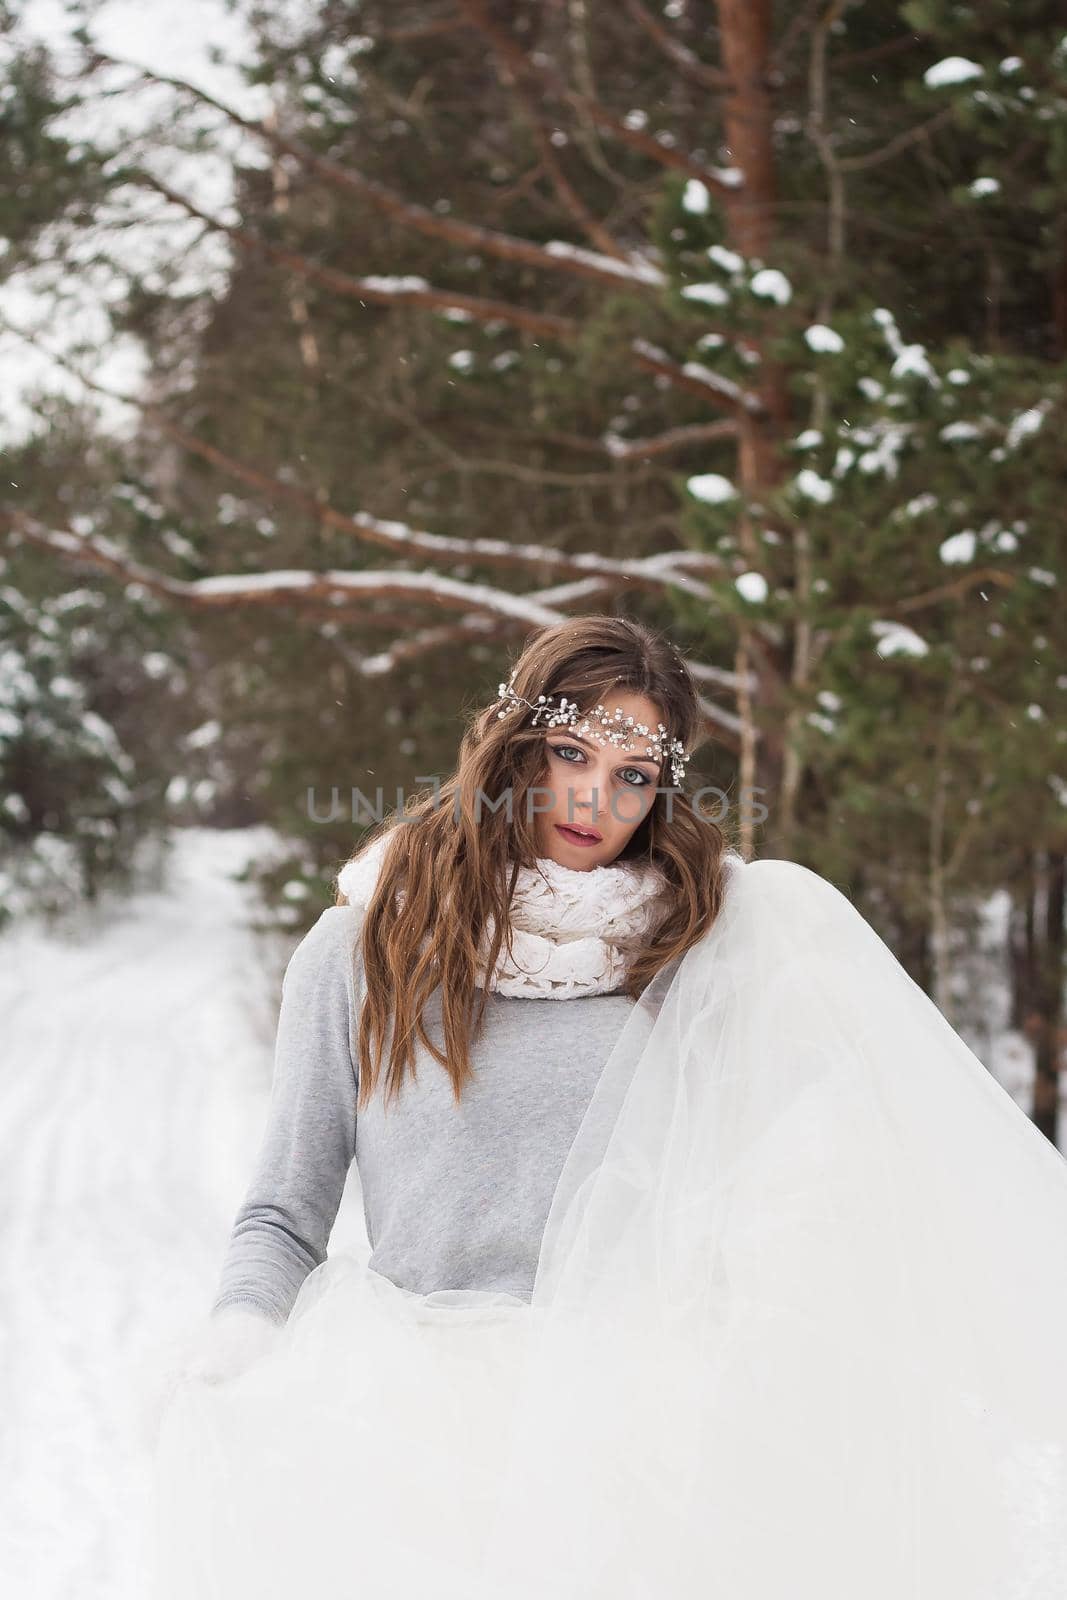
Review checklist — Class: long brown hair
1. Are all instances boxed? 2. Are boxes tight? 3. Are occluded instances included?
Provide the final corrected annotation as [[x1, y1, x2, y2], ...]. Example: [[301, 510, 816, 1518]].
[[335, 615, 734, 1110]]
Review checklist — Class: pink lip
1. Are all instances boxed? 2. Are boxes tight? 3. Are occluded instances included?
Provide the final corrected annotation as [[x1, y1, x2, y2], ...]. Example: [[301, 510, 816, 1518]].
[[554, 824, 601, 847]]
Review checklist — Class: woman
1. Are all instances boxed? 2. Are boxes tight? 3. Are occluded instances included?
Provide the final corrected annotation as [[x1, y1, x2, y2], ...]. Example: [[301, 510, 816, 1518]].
[[151, 615, 1067, 1598]]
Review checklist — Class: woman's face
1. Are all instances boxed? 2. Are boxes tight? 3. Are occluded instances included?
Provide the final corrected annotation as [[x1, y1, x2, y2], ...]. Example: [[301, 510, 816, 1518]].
[[531, 689, 666, 870]]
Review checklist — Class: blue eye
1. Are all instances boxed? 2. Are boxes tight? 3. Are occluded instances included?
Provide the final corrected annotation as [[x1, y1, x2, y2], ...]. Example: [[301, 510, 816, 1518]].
[[549, 743, 652, 788]]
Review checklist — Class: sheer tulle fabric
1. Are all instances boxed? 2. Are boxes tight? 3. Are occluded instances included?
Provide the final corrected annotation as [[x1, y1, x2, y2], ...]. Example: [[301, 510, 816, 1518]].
[[153, 855, 1067, 1598]]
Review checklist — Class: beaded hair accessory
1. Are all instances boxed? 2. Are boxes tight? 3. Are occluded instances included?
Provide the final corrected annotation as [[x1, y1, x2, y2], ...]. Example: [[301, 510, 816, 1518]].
[[493, 675, 691, 787]]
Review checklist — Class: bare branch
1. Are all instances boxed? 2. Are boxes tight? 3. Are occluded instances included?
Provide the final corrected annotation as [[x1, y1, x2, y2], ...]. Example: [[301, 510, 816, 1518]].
[[622, 0, 730, 90], [379, 18, 467, 44], [374, 396, 693, 486], [836, 106, 957, 173], [891, 568, 1017, 614], [451, 7, 629, 262], [453, 0, 743, 195]]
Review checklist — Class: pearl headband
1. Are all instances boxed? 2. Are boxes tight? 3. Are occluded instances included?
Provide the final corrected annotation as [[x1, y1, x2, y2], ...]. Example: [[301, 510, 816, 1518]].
[[493, 676, 691, 787]]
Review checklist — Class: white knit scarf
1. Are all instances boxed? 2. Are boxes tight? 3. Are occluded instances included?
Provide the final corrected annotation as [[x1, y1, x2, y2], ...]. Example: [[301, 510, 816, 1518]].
[[335, 832, 670, 999]]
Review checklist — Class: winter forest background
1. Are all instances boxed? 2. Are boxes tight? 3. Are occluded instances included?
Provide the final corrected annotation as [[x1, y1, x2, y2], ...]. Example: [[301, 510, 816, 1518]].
[[3, 1, 1066, 1143]]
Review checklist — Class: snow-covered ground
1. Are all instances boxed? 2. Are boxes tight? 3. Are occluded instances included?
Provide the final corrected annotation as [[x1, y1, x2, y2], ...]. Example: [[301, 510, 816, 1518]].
[[1, 825, 1060, 1598], [0, 825, 366, 1600]]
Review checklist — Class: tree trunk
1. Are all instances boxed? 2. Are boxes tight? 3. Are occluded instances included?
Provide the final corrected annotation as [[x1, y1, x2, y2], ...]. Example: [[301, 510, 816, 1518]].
[[1033, 850, 1065, 1146], [714, 0, 795, 851]]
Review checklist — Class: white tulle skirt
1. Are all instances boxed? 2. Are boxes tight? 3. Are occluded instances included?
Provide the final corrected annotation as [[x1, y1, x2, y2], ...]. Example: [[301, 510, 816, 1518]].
[[152, 854, 1067, 1598]]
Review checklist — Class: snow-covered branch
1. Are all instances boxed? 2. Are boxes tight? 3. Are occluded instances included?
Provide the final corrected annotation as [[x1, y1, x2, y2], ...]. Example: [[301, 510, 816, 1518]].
[[138, 174, 576, 343], [2, 514, 564, 628], [601, 419, 739, 459], [632, 340, 766, 415], [91, 55, 667, 295], [695, 694, 752, 742], [0, 319, 755, 619], [2, 512, 749, 754], [326, 591, 750, 752], [148, 416, 729, 605]]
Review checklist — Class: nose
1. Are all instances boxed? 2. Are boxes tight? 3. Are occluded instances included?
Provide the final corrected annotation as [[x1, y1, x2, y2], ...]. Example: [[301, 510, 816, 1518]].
[[567, 769, 606, 819]]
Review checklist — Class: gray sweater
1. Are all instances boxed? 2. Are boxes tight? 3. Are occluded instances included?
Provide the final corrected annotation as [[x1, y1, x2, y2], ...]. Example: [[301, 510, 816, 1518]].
[[210, 904, 639, 1325]]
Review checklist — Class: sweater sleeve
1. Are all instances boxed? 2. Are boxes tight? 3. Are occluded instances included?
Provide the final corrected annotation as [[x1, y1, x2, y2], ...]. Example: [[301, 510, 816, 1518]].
[[210, 904, 365, 1326]]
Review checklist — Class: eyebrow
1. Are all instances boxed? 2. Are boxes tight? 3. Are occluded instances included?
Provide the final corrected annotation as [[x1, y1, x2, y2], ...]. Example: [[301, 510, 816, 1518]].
[[547, 732, 660, 768]]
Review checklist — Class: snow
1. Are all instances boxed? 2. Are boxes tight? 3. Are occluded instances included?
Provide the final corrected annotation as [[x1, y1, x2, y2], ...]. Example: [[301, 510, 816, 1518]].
[[890, 343, 939, 385], [676, 358, 763, 412], [686, 472, 737, 504], [542, 240, 666, 288], [1, 811, 1062, 1600], [804, 324, 845, 354], [359, 275, 431, 293], [924, 57, 985, 89], [939, 421, 983, 441], [940, 530, 977, 564], [681, 282, 730, 306], [0, 826, 382, 1598], [682, 180, 710, 214], [794, 469, 835, 504], [735, 571, 768, 603], [749, 268, 792, 305], [707, 244, 744, 275], [190, 569, 564, 628], [900, 492, 939, 517], [855, 420, 911, 478], [184, 719, 222, 748], [793, 429, 823, 449], [969, 177, 1000, 197], [1004, 404, 1048, 449], [871, 620, 929, 658]]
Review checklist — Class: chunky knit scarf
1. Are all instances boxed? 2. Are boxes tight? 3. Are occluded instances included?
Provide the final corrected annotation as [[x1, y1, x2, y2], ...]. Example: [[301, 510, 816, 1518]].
[[335, 832, 670, 999]]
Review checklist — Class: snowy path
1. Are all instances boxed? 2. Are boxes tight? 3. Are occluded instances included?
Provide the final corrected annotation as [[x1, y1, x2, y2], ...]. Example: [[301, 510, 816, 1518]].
[[0, 827, 364, 1600]]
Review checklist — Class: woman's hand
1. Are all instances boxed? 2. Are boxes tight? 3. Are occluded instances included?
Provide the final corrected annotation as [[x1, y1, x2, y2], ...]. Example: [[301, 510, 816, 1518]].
[[180, 1303, 282, 1383], [140, 1304, 283, 1452]]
